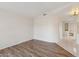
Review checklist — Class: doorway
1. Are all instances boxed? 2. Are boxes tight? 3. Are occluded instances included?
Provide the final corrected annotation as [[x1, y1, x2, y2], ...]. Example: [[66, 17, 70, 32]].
[[58, 18, 78, 56], [63, 21, 77, 41]]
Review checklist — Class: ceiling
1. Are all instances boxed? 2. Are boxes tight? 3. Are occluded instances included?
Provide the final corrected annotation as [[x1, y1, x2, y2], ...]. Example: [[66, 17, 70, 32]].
[[0, 2, 77, 18]]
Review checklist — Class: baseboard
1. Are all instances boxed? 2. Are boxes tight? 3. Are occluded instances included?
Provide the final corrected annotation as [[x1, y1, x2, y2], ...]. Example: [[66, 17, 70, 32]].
[[0, 39, 33, 50], [32, 39, 56, 44]]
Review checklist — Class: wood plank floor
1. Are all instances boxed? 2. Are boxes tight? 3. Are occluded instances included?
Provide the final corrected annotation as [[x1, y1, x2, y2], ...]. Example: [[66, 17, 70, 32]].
[[0, 40, 74, 57]]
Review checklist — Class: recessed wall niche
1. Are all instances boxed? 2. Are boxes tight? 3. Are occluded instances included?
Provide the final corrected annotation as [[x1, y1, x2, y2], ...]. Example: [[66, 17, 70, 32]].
[[65, 23, 69, 31]]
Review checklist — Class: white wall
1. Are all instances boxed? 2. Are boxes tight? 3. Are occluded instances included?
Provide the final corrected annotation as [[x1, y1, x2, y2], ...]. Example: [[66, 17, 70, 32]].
[[0, 10, 62, 49], [76, 23, 79, 44], [77, 34, 79, 44], [0, 11, 33, 49], [33, 15, 61, 42]]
